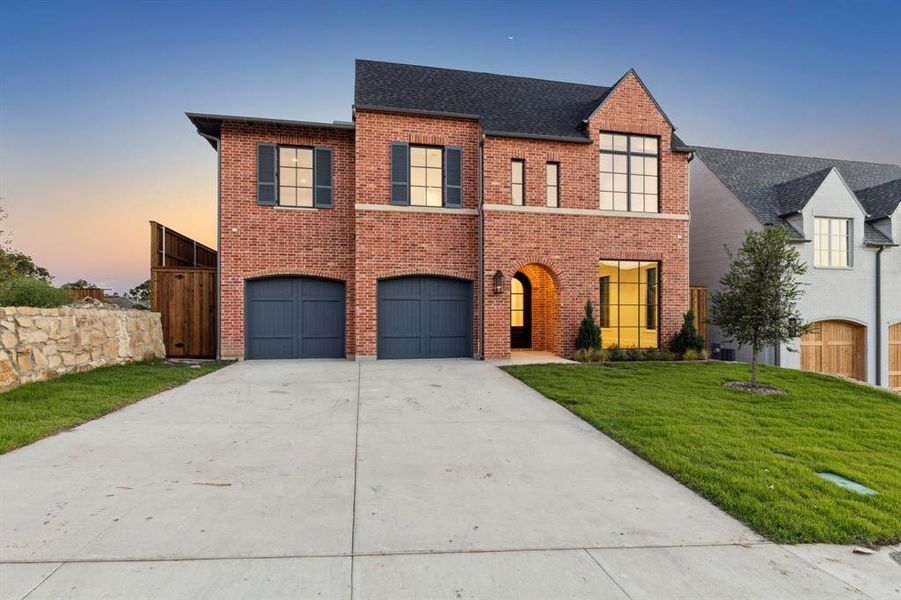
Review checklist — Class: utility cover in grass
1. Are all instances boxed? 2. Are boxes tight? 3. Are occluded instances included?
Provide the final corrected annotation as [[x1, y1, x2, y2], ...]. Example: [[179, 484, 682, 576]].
[[816, 472, 877, 496]]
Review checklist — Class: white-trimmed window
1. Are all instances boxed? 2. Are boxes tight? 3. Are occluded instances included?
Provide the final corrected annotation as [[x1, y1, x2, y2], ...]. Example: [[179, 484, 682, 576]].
[[278, 146, 314, 207], [814, 217, 851, 267], [511, 159, 525, 205], [546, 162, 559, 207], [410, 145, 443, 207], [599, 133, 659, 213]]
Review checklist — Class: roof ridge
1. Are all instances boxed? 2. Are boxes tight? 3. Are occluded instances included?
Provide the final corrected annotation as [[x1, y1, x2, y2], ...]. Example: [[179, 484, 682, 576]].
[[355, 58, 609, 91], [776, 166, 833, 187], [692, 145, 900, 168]]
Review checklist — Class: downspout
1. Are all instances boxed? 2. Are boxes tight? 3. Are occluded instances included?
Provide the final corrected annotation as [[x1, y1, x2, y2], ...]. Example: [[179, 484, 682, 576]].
[[478, 134, 485, 359], [875, 246, 884, 386], [198, 132, 222, 360]]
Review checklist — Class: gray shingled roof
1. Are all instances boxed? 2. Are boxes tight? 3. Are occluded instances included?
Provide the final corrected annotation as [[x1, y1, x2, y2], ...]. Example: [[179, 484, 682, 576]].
[[355, 59, 612, 142], [693, 146, 901, 231], [775, 168, 832, 216], [864, 222, 894, 245], [855, 178, 901, 220]]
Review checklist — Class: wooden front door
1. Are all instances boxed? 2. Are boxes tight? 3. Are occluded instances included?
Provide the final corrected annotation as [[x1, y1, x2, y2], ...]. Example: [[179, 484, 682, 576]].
[[889, 322, 901, 391], [510, 272, 531, 349], [800, 320, 866, 381]]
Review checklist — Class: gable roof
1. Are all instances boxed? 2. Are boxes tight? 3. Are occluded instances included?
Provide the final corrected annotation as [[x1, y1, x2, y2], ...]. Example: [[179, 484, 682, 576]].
[[775, 167, 833, 216], [855, 178, 901, 220], [693, 146, 901, 228], [354, 59, 616, 143]]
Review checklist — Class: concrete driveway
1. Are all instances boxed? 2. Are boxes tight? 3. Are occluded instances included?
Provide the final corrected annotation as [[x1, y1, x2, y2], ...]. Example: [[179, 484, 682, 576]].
[[1, 359, 895, 599]]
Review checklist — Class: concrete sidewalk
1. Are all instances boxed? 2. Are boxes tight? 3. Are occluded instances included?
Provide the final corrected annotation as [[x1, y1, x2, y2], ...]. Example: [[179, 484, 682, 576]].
[[1, 359, 896, 599]]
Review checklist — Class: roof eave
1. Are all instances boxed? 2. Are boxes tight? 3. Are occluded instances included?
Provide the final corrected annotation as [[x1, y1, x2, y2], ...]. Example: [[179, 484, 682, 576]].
[[353, 104, 481, 121], [186, 112, 355, 149], [483, 130, 593, 144]]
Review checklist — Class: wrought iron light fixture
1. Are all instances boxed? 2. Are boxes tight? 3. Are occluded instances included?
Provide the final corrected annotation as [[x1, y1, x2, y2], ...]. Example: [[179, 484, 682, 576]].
[[493, 270, 504, 294]]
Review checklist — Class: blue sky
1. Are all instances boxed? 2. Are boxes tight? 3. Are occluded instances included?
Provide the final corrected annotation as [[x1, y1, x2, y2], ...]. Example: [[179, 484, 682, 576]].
[[1, 0, 899, 291]]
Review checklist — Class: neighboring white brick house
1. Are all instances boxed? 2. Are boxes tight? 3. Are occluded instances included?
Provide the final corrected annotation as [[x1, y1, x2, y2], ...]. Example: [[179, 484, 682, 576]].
[[688, 147, 901, 389]]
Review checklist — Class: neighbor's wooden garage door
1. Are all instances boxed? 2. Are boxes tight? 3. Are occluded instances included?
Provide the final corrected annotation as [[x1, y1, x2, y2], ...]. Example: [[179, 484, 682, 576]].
[[890, 322, 901, 391], [800, 320, 866, 382]]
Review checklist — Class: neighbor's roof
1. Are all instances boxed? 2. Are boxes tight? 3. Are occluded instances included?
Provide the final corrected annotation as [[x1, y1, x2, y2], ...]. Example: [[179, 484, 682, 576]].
[[355, 59, 624, 143], [693, 146, 901, 237]]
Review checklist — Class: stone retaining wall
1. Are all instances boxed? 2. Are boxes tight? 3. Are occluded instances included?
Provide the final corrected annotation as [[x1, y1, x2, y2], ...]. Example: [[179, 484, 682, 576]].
[[0, 306, 165, 392]]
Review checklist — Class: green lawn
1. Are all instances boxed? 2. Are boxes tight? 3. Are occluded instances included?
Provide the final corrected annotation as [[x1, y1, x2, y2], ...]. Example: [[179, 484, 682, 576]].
[[502, 361, 901, 545], [0, 360, 229, 454]]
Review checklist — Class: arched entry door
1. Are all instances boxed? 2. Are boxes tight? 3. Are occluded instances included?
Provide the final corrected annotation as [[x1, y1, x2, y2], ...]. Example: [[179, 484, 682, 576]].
[[510, 272, 531, 349]]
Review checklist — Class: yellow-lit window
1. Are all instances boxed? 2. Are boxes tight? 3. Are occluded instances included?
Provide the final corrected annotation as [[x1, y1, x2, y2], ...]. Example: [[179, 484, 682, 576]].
[[599, 133, 658, 213], [411, 146, 443, 207], [546, 162, 559, 207], [510, 277, 524, 327], [598, 260, 660, 349], [511, 159, 524, 205], [813, 217, 850, 267], [278, 147, 313, 207]]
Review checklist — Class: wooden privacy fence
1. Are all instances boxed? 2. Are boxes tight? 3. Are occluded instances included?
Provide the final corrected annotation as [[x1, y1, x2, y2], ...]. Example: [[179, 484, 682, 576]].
[[149, 222, 217, 358], [690, 286, 708, 342]]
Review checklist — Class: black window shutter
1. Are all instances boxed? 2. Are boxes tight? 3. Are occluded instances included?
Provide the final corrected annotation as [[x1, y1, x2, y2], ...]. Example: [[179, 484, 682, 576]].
[[257, 143, 277, 205], [314, 146, 333, 208], [445, 146, 462, 207], [390, 142, 409, 205]]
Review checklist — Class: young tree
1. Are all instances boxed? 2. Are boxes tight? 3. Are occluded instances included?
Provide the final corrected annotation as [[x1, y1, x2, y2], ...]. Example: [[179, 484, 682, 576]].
[[709, 226, 810, 385], [126, 279, 151, 306], [669, 311, 706, 357], [575, 300, 601, 350]]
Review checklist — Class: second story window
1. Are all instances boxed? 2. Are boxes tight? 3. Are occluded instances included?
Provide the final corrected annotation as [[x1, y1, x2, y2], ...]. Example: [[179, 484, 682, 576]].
[[511, 159, 525, 205], [814, 217, 851, 267], [599, 132, 659, 213], [410, 145, 443, 207], [546, 162, 559, 207], [279, 147, 314, 207]]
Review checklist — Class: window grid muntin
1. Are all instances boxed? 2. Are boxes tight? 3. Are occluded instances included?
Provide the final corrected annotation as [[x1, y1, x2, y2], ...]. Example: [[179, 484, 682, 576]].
[[511, 159, 525, 205], [410, 145, 444, 207], [278, 146, 314, 207], [599, 133, 659, 213], [813, 217, 851, 267], [598, 259, 660, 349], [546, 162, 559, 207]]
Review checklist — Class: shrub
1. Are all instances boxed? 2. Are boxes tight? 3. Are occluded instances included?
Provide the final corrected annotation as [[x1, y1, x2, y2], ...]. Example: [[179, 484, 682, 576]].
[[624, 347, 643, 361], [669, 311, 706, 357], [590, 347, 609, 362], [683, 349, 701, 361], [0, 277, 74, 308], [574, 348, 591, 362], [607, 345, 625, 361], [575, 300, 601, 350], [656, 351, 678, 361]]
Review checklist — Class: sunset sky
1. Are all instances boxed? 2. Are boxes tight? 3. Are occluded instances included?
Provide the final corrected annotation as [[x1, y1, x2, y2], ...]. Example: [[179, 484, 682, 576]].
[[2, 0, 899, 292]]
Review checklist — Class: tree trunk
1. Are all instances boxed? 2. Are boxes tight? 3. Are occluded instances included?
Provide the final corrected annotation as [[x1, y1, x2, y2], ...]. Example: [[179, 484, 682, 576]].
[[751, 350, 758, 386]]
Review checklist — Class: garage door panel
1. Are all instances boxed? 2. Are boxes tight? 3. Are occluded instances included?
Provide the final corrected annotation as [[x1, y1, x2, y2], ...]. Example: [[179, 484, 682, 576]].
[[246, 277, 345, 360], [301, 300, 344, 337], [378, 276, 472, 359], [247, 300, 293, 337], [428, 299, 470, 336], [248, 278, 293, 298]]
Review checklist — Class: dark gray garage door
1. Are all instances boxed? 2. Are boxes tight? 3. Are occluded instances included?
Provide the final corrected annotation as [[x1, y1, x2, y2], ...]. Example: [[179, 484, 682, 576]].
[[245, 277, 345, 359], [378, 276, 472, 359]]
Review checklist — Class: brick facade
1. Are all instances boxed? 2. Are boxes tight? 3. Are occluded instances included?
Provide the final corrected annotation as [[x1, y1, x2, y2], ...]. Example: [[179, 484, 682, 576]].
[[215, 72, 689, 360]]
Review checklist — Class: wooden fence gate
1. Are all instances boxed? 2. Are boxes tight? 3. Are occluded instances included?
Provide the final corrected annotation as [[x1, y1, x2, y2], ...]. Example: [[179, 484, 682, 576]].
[[149, 221, 217, 358]]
